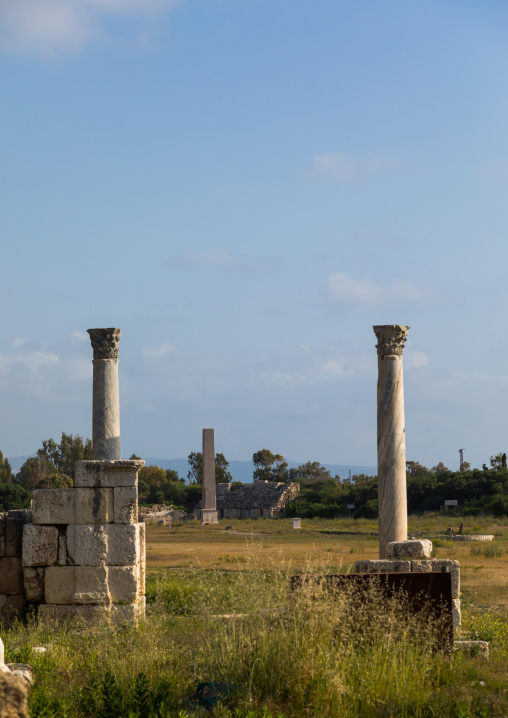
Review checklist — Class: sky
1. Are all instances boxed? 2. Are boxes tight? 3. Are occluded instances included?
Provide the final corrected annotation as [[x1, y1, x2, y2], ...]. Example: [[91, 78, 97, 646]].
[[1, 0, 508, 472]]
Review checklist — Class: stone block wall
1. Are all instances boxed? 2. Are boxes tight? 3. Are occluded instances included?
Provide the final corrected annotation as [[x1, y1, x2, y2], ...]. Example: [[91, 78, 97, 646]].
[[355, 558, 461, 632], [0, 510, 31, 624], [0, 460, 146, 625], [197, 481, 300, 519]]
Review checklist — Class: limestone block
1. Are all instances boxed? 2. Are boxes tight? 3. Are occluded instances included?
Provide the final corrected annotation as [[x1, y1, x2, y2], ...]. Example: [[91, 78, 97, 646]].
[[45, 566, 109, 604], [388, 539, 432, 560], [32, 489, 113, 525], [5, 517, 24, 557], [453, 640, 489, 656], [67, 524, 140, 566], [0, 558, 23, 594], [67, 525, 108, 566], [138, 561, 146, 595], [139, 522, 146, 562], [75, 460, 143, 488], [57, 530, 68, 566], [38, 604, 112, 624], [354, 561, 370, 573], [364, 560, 411, 573], [23, 568, 44, 601], [411, 560, 460, 598], [114, 487, 137, 524], [112, 597, 145, 623], [0, 671, 29, 718], [0, 595, 25, 624], [22, 524, 58, 566], [108, 565, 139, 603], [452, 598, 461, 632]]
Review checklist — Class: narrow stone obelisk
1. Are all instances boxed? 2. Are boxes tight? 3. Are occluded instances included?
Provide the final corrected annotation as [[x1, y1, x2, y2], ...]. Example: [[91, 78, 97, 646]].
[[201, 428, 218, 524], [87, 328, 122, 460], [373, 325, 409, 558]]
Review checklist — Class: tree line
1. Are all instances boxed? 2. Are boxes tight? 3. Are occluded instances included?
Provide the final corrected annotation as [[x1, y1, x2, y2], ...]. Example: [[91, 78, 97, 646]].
[[1, 437, 507, 517]]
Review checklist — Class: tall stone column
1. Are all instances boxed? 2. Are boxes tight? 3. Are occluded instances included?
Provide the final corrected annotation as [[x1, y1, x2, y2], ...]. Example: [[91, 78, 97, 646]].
[[201, 429, 218, 524], [373, 325, 409, 558], [87, 328, 121, 461]]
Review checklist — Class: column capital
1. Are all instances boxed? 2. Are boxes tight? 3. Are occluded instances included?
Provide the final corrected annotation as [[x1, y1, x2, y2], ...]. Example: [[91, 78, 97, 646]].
[[87, 328, 121, 360], [373, 325, 409, 357]]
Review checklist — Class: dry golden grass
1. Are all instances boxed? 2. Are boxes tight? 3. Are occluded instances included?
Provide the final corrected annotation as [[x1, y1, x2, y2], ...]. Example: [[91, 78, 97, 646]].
[[146, 516, 508, 614]]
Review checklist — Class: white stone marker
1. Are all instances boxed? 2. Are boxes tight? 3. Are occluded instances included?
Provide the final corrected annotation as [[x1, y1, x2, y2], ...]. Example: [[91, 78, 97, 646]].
[[87, 328, 121, 460], [373, 325, 409, 559], [201, 429, 218, 524]]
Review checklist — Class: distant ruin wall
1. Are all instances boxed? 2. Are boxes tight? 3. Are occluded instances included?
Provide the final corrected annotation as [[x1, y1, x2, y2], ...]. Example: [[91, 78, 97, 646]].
[[196, 481, 300, 519]]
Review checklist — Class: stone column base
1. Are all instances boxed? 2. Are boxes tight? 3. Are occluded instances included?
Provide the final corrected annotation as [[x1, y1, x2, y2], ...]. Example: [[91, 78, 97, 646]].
[[355, 558, 461, 633], [201, 510, 218, 524]]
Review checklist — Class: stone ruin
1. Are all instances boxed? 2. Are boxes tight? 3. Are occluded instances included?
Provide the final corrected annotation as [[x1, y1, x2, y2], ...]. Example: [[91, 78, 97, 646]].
[[197, 480, 300, 519], [354, 325, 462, 633], [0, 328, 146, 625]]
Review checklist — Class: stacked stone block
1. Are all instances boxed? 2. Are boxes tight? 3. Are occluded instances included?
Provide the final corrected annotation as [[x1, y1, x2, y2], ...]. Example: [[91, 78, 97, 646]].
[[355, 556, 461, 632], [0, 511, 31, 623], [22, 460, 145, 623]]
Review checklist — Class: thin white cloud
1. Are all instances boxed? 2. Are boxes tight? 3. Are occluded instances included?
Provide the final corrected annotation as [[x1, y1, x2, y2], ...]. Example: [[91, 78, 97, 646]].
[[11, 337, 30, 349], [327, 272, 434, 307], [0, 345, 59, 375], [0, 0, 184, 56], [143, 343, 176, 360], [70, 330, 89, 344], [174, 248, 272, 273], [319, 360, 353, 379], [308, 152, 399, 182], [404, 351, 429, 369]]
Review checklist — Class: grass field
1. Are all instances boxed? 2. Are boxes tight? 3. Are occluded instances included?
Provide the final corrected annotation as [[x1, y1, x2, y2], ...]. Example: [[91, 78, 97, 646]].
[[2, 514, 508, 717]]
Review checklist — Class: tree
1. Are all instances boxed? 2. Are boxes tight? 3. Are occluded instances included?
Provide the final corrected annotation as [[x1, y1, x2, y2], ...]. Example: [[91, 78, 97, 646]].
[[0, 451, 13, 484], [215, 453, 233, 483], [288, 461, 332, 483], [252, 449, 288, 482], [39, 432, 93, 478], [490, 452, 507, 470], [406, 461, 430, 477], [15, 455, 57, 491], [187, 452, 233, 484], [38, 473, 73, 489], [431, 462, 449, 474], [0, 484, 31, 512]]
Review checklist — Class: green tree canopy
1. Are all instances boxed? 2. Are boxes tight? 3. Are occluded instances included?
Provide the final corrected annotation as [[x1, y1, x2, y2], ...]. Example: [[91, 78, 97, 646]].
[[0, 483, 31, 512], [39, 432, 93, 478], [288, 461, 332, 483], [0, 451, 13, 484], [15, 455, 58, 491], [252, 449, 288, 482], [187, 451, 233, 484]]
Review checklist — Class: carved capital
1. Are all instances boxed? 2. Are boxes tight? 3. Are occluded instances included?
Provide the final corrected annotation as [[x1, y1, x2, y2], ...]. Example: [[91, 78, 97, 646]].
[[87, 328, 121, 360], [373, 325, 409, 357]]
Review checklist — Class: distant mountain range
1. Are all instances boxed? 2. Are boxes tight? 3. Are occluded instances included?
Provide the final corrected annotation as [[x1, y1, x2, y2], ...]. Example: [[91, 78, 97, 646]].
[[7, 455, 376, 483]]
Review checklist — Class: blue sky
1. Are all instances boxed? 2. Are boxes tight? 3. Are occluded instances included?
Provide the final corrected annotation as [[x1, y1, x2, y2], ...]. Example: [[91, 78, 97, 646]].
[[1, 0, 508, 471]]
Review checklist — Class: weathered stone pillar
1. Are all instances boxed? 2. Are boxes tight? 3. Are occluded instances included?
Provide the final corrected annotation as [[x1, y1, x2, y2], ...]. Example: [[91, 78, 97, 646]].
[[201, 429, 218, 524], [87, 328, 121, 461], [373, 325, 409, 558]]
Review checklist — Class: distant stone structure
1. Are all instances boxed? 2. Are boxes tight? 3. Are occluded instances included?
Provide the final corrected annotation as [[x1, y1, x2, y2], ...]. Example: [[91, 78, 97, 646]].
[[201, 429, 218, 524], [197, 481, 300, 519], [0, 328, 146, 625]]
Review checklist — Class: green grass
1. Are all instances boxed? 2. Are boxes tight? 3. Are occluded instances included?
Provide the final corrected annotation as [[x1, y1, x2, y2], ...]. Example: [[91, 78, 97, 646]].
[[2, 562, 508, 717]]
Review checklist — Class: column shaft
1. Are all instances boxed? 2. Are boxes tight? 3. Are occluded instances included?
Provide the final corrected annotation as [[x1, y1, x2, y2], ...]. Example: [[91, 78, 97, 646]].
[[374, 325, 409, 558], [92, 359, 121, 460], [87, 328, 122, 461]]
